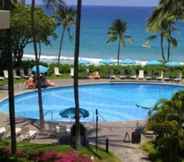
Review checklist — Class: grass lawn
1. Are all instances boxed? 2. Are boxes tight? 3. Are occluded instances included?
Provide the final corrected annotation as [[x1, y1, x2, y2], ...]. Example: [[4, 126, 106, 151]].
[[0, 141, 121, 162]]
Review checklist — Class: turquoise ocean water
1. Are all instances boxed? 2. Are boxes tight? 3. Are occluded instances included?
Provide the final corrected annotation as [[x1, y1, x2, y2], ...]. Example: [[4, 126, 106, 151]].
[[25, 6, 184, 61]]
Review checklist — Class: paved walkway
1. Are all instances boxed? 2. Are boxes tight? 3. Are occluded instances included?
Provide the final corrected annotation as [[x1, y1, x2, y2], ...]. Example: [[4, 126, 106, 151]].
[[86, 121, 150, 162], [0, 79, 151, 162]]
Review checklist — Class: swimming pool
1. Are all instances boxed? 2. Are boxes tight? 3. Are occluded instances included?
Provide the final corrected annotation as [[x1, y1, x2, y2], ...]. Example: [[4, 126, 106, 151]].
[[0, 83, 183, 122]]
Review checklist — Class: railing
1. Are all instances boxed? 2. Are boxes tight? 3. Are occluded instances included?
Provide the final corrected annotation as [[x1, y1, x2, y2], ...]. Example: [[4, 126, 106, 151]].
[[44, 110, 55, 121]]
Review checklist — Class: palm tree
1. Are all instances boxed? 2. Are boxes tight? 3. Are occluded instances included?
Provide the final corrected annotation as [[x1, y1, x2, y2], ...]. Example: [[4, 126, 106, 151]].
[[31, 0, 45, 130], [43, 0, 65, 11], [31, 0, 65, 130], [107, 19, 132, 65], [73, 0, 82, 149], [56, 6, 76, 65], [4, 0, 17, 155], [147, 6, 177, 62]]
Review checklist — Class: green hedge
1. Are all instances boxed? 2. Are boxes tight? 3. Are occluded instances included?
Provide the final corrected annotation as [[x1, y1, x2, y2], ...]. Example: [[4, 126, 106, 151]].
[[11, 60, 184, 79]]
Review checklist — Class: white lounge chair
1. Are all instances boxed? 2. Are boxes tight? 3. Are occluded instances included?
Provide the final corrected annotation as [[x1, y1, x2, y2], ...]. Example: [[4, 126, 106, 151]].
[[174, 72, 183, 82], [163, 74, 170, 81], [18, 130, 37, 141], [138, 70, 144, 80], [129, 74, 137, 79], [119, 75, 127, 79], [20, 69, 29, 79], [13, 70, 21, 79], [0, 76, 4, 80], [145, 75, 152, 80], [109, 75, 117, 80], [156, 71, 164, 81], [70, 68, 74, 78], [54, 67, 61, 77], [16, 127, 22, 136], [28, 68, 32, 76], [0, 127, 6, 138], [3, 70, 8, 79]]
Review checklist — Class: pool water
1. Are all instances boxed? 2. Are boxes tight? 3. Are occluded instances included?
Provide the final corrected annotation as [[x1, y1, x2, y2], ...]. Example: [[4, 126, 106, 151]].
[[0, 83, 183, 122]]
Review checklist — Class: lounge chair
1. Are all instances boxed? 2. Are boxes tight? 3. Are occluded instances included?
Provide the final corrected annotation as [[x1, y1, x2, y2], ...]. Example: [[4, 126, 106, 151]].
[[16, 127, 22, 136], [145, 73, 152, 80], [3, 70, 8, 79], [156, 71, 164, 81], [174, 72, 182, 82], [54, 67, 61, 77], [70, 68, 74, 78], [13, 70, 21, 79], [109, 75, 117, 80], [163, 74, 170, 81], [138, 70, 144, 80], [18, 129, 37, 141], [119, 75, 127, 79], [0, 127, 6, 138], [20, 69, 29, 79], [88, 71, 100, 79], [0, 76, 4, 80], [27, 68, 32, 76], [129, 74, 137, 79]]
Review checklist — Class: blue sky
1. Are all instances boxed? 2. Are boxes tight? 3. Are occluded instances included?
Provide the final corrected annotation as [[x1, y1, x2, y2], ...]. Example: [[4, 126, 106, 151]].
[[26, 0, 159, 6]]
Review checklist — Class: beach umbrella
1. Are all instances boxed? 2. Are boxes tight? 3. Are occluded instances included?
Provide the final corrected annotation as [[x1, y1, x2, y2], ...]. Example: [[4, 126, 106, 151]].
[[120, 58, 136, 65], [32, 65, 48, 73], [166, 61, 181, 67], [79, 59, 90, 65], [147, 60, 161, 65], [99, 59, 114, 65], [59, 107, 89, 119]]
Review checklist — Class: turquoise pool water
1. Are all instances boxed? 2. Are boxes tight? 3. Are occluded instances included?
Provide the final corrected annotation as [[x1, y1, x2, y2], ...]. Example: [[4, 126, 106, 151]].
[[0, 83, 183, 122]]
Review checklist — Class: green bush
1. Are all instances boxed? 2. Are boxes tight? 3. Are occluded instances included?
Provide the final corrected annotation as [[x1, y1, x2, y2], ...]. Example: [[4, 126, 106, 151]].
[[48, 63, 71, 76], [147, 91, 184, 162]]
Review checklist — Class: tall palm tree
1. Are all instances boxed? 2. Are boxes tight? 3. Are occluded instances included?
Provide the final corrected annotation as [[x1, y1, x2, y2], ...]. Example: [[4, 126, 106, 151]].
[[56, 6, 76, 65], [147, 6, 177, 62], [107, 19, 132, 65], [74, 0, 82, 149], [31, 0, 45, 130], [31, 0, 65, 130], [4, 0, 17, 155]]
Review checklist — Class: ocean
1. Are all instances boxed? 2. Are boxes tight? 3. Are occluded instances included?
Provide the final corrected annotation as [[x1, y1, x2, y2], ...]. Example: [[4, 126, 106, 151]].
[[25, 6, 184, 61]]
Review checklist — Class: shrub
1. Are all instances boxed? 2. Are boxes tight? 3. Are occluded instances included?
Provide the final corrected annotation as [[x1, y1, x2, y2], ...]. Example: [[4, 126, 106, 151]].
[[0, 148, 92, 162], [33, 150, 91, 162], [147, 91, 184, 162], [48, 64, 71, 76]]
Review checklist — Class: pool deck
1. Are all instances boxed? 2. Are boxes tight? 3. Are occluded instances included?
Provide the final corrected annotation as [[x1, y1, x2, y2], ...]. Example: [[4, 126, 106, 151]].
[[0, 78, 167, 162]]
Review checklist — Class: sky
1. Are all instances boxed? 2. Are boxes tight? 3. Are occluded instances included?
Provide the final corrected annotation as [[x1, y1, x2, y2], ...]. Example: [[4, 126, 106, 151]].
[[26, 0, 159, 6]]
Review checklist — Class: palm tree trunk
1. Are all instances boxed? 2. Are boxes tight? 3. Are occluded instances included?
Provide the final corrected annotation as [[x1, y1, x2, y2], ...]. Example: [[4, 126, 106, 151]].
[[31, 0, 45, 130], [5, 0, 16, 154], [57, 28, 65, 65], [117, 40, 121, 65], [74, 0, 82, 149], [167, 27, 171, 62], [167, 40, 171, 62], [160, 33, 166, 63], [38, 41, 42, 61]]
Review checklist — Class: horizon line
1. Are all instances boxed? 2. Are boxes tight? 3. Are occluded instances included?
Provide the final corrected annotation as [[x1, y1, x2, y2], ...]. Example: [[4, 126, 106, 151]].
[[35, 4, 156, 7]]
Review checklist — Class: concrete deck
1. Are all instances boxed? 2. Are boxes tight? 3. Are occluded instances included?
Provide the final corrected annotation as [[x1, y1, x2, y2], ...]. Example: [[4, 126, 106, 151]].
[[0, 79, 151, 162]]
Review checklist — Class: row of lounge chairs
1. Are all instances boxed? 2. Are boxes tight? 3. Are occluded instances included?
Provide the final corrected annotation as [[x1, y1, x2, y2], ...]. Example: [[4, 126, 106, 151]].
[[0, 69, 32, 80], [0, 126, 37, 142], [110, 70, 183, 82]]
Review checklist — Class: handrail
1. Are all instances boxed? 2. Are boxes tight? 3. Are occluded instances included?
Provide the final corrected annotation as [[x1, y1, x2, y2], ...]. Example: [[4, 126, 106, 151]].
[[44, 110, 55, 121]]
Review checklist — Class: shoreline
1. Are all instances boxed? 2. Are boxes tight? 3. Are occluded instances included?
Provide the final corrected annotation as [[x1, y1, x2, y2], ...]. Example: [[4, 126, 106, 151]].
[[22, 54, 153, 66], [23, 54, 184, 66]]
